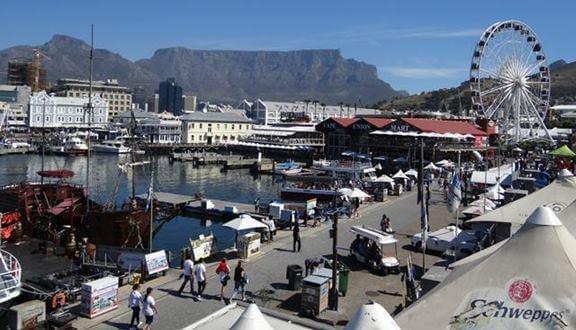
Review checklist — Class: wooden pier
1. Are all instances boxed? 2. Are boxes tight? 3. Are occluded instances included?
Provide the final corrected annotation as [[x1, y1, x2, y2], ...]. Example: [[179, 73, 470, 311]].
[[135, 192, 200, 208]]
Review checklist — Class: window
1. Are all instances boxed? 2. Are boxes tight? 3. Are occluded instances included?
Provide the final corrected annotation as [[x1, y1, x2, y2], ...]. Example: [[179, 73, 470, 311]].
[[232, 124, 235, 130], [217, 124, 220, 129], [191, 135, 195, 141], [199, 123, 203, 129]]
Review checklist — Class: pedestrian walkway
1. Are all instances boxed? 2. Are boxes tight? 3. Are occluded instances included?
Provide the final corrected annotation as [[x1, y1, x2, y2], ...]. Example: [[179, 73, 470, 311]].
[[76, 190, 455, 329]]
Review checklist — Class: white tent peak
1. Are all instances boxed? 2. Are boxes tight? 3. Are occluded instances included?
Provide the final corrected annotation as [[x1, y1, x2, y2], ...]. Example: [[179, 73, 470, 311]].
[[526, 206, 562, 227], [558, 168, 574, 179], [345, 301, 400, 330], [230, 303, 273, 330]]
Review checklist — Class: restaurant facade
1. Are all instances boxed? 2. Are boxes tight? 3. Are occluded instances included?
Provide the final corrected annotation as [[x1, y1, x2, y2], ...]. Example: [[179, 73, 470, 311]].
[[316, 117, 489, 160]]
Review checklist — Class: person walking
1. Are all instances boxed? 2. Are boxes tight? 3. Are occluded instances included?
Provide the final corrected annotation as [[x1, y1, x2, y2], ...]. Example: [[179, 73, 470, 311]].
[[266, 216, 275, 241], [293, 223, 301, 252], [231, 261, 247, 301], [142, 287, 157, 330], [216, 258, 231, 301], [128, 284, 143, 329], [194, 258, 207, 300], [178, 254, 194, 296]]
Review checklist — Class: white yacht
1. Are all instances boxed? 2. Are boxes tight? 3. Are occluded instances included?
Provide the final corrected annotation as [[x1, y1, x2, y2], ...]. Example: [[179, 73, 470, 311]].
[[92, 137, 131, 154], [62, 136, 89, 155]]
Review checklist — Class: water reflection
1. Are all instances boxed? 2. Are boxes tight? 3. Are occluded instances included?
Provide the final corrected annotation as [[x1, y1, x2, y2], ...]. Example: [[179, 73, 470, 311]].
[[0, 154, 280, 253]]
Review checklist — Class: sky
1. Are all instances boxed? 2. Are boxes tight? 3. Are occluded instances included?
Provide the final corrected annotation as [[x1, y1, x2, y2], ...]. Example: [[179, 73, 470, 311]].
[[1, 0, 575, 94]]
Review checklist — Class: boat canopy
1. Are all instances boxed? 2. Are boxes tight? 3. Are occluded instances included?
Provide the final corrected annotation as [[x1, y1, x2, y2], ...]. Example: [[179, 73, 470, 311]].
[[37, 170, 75, 178]]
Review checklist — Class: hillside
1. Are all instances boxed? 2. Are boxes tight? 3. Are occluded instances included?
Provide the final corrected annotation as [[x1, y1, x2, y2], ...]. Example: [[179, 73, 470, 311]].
[[377, 59, 576, 112], [0, 35, 401, 105]]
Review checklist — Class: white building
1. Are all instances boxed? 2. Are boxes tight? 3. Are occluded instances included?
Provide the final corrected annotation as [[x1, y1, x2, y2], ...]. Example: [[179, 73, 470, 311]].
[[28, 91, 108, 128], [181, 112, 252, 145], [240, 99, 378, 125], [138, 118, 182, 144]]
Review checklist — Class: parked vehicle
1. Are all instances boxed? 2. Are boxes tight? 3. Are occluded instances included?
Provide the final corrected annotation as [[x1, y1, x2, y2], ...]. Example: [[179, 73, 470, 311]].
[[349, 226, 400, 275], [411, 225, 484, 258]]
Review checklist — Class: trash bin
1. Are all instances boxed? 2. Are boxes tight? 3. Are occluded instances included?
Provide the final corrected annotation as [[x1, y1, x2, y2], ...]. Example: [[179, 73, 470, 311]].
[[286, 264, 303, 291], [322, 257, 350, 296]]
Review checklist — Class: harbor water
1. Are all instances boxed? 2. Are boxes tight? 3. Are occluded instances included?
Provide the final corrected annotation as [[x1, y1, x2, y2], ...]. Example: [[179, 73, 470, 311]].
[[0, 153, 281, 255]]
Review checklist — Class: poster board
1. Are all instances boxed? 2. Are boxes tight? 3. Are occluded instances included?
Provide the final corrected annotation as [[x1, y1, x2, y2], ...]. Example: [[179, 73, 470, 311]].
[[144, 250, 169, 275], [81, 276, 118, 318]]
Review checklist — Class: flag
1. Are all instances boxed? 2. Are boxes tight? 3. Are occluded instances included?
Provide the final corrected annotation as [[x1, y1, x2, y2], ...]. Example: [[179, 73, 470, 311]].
[[447, 170, 462, 213], [420, 193, 428, 247], [146, 171, 154, 211]]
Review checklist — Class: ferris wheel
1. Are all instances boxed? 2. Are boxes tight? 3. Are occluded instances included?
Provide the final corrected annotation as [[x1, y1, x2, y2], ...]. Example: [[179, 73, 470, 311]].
[[469, 20, 552, 143]]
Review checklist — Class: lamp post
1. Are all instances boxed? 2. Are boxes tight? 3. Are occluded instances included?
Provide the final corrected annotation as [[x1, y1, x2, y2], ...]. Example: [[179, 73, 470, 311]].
[[329, 212, 339, 310]]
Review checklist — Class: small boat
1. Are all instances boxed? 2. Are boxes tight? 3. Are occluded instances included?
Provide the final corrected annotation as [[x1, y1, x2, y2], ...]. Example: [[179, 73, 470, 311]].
[[280, 184, 341, 201], [62, 136, 88, 155], [92, 137, 131, 154], [274, 161, 302, 175]]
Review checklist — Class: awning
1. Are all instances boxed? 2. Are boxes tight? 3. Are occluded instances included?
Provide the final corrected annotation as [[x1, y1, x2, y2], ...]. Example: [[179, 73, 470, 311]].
[[550, 145, 576, 158], [470, 164, 514, 185], [371, 131, 474, 140]]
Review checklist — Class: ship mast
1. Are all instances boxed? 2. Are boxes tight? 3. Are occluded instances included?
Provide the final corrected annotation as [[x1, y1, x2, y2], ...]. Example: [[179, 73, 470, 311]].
[[86, 25, 94, 214]]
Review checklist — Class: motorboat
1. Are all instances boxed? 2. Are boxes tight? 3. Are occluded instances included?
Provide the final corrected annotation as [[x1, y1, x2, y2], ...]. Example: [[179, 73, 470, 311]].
[[280, 184, 341, 201], [62, 136, 88, 155], [274, 161, 302, 175], [91, 137, 131, 154], [311, 159, 377, 182]]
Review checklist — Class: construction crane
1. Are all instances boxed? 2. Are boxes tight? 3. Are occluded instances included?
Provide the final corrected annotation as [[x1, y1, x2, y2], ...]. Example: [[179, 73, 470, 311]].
[[32, 48, 50, 92]]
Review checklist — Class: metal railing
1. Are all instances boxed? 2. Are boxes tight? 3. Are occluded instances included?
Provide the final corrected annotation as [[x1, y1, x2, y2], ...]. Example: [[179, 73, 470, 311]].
[[0, 249, 21, 303]]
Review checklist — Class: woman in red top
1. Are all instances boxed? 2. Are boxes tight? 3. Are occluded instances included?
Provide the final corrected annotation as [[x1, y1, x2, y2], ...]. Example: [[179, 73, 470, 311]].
[[216, 258, 231, 301]]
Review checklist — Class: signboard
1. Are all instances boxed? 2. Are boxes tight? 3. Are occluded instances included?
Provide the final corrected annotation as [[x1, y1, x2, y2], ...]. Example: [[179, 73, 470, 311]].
[[189, 234, 216, 262], [306, 198, 317, 211], [144, 250, 169, 275], [450, 278, 571, 328], [81, 276, 118, 318], [351, 122, 374, 131], [387, 121, 418, 133]]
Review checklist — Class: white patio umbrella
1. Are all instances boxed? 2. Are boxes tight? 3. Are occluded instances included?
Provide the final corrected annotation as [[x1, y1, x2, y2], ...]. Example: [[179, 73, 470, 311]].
[[462, 205, 491, 216], [435, 159, 451, 166], [424, 162, 439, 170], [374, 163, 383, 170], [487, 183, 505, 194], [230, 303, 273, 330], [485, 190, 505, 201], [223, 214, 268, 231], [405, 169, 418, 178], [350, 188, 371, 199], [371, 175, 395, 183], [345, 301, 400, 330], [558, 168, 574, 179], [392, 170, 409, 180]]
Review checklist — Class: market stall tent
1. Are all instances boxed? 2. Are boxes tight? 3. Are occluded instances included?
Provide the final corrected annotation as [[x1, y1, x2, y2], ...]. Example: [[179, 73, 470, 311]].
[[396, 206, 576, 329], [345, 301, 400, 330], [224, 214, 268, 231], [230, 303, 273, 330], [550, 145, 576, 158]]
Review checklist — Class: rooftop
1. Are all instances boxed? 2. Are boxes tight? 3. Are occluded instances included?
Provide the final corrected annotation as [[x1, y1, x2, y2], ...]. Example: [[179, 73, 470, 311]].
[[401, 118, 487, 136], [181, 111, 252, 123]]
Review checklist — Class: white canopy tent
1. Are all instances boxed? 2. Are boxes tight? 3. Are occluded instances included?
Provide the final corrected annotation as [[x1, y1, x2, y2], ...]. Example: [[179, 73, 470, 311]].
[[371, 175, 395, 183], [392, 170, 410, 180], [223, 214, 268, 231], [405, 169, 418, 178], [468, 176, 576, 234], [339, 188, 371, 199], [396, 206, 576, 329], [345, 301, 400, 330], [424, 163, 439, 170], [230, 303, 273, 330], [470, 164, 514, 185]]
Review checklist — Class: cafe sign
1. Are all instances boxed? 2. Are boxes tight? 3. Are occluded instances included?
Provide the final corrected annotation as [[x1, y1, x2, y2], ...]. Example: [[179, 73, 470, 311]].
[[387, 121, 418, 133]]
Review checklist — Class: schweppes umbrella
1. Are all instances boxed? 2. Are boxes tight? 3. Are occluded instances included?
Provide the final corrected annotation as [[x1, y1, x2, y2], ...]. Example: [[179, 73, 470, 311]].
[[395, 206, 576, 329]]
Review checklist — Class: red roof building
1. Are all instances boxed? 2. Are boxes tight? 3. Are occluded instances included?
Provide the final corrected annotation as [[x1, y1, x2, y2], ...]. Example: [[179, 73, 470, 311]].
[[400, 118, 487, 136]]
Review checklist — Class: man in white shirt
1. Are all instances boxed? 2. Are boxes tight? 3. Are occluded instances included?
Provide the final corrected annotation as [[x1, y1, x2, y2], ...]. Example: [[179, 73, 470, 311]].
[[128, 284, 143, 329], [178, 254, 194, 296], [194, 258, 207, 300]]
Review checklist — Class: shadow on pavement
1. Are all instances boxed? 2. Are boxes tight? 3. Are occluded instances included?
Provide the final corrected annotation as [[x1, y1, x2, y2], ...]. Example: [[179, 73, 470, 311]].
[[270, 282, 289, 290], [276, 292, 301, 313]]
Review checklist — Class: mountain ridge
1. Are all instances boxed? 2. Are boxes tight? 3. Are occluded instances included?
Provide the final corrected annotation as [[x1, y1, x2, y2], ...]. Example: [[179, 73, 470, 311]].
[[0, 34, 400, 105]]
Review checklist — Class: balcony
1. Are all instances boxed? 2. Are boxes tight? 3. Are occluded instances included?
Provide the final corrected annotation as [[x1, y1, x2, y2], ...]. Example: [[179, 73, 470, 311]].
[[0, 249, 21, 303]]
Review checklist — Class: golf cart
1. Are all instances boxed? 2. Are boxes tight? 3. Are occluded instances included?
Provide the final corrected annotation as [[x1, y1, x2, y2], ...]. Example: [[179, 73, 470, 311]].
[[349, 226, 400, 275]]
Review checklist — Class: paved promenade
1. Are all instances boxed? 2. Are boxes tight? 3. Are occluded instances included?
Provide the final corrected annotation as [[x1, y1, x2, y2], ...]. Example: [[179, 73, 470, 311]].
[[74, 185, 454, 329]]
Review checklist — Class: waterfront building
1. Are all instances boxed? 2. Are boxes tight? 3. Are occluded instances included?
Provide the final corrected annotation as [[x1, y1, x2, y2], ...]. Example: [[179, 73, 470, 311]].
[[51, 78, 132, 120], [181, 112, 252, 145], [138, 117, 182, 144], [0, 85, 31, 127], [158, 78, 183, 115], [28, 91, 108, 128], [132, 86, 147, 110], [147, 93, 159, 113], [240, 124, 324, 151], [316, 117, 488, 160], [240, 99, 377, 125], [112, 109, 157, 126]]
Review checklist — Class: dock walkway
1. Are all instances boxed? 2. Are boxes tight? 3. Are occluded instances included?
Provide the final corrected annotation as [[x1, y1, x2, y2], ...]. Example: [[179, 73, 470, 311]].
[[135, 192, 199, 208]]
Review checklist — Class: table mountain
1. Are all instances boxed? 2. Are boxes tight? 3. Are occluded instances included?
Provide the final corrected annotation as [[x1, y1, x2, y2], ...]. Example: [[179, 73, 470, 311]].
[[0, 35, 400, 105]]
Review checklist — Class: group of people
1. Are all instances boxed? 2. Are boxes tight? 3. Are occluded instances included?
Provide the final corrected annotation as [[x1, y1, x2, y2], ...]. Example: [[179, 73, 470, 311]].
[[177, 255, 250, 303], [128, 285, 157, 330]]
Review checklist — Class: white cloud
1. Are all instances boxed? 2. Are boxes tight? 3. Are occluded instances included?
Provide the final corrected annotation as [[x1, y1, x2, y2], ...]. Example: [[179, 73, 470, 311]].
[[383, 67, 465, 78]]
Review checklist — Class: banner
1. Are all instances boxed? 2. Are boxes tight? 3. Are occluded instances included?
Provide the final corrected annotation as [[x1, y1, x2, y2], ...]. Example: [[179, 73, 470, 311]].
[[448, 171, 462, 213]]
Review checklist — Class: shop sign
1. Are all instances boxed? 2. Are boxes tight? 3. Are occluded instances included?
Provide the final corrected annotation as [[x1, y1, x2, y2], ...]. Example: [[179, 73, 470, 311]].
[[388, 122, 416, 132]]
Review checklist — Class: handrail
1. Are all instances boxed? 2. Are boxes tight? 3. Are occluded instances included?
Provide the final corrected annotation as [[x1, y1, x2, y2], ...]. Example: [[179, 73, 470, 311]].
[[0, 249, 21, 302]]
